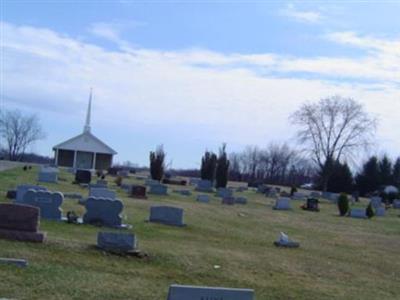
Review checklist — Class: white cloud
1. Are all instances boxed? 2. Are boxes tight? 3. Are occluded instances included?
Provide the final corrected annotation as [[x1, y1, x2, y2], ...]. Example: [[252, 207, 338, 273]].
[[280, 4, 323, 24], [1, 21, 399, 166]]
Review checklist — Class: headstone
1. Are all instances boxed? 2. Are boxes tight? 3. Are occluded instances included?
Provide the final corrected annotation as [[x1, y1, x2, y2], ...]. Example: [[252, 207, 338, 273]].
[[375, 207, 385, 217], [38, 171, 58, 183], [189, 177, 201, 186], [236, 186, 248, 192], [292, 192, 306, 201], [149, 206, 185, 227], [370, 196, 382, 209], [322, 191, 332, 200], [234, 197, 247, 204], [22, 190, 63, 221], [89, 188, 116, 199], [195, 180, 213, 193], [167, 284, 254, 300], [173, 189, 192, 196], [120, 183, 131, 191], [145, 179, 159, 186], [6, 190, 16, 199], [0, 203, 46, 242], [303, 198, 319, 212], [64, 192, 83, 200], [83, 197, 123, 227], [329, 193, 340, 203], [257, 184, 269, 194], [216, 187, 233, 198], [310, 191, 321, 198], [350, 208, 367, 219], [129, 185, 147, 199], [15, 185, 47, 203], [0, 258, 28, 268], [222, 196, 235, 205], [274, 232, 300, 248], [96, 180, 108, 187], [97, 232, 137, 253], [393, 200, 400, 209], [266, 188, 279, 198], [273, 197, 291, 210], [196, 195, 210, 203], [149, 184, 168, 195], [75, 169, 91, 184]]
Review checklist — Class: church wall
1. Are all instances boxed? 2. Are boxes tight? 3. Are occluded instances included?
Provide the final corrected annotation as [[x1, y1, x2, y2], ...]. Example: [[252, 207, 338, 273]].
[[58, 149, 74, 167]]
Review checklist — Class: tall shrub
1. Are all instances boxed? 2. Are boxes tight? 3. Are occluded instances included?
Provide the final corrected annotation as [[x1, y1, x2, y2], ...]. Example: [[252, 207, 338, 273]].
[[200, 151, 217, 181], [215, 143, 230, 188], [337, 193, 349, 216], [149, 145, 165, 181]]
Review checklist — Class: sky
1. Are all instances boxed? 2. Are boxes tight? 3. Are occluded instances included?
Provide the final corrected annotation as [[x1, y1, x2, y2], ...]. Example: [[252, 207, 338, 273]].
[[1, 1, 399, 168]]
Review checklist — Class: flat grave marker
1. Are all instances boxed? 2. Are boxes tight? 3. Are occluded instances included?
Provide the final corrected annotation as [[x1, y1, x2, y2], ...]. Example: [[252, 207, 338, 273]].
[[167, 284, 254, 300]]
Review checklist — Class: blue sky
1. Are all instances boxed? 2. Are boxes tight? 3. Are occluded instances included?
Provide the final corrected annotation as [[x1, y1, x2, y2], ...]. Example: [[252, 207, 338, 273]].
[[1, 1, 399, 168]]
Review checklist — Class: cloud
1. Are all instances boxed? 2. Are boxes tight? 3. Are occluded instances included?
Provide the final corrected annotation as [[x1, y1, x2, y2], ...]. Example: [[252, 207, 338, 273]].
[[1, 21, 399, 166], [280, 4, 323, 24]]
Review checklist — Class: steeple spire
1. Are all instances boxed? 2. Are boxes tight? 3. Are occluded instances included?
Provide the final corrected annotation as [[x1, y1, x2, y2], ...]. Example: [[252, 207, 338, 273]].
[[83, 88, 92, 133]]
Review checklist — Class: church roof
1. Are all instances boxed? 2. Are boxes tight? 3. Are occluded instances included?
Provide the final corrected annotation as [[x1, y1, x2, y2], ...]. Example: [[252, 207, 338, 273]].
[[52, 89, 117, 155], [53, 131, 117, 155]]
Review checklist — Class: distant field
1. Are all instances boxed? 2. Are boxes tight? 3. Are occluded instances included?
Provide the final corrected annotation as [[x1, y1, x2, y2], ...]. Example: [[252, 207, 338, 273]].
[[0, 166, 399, 300]]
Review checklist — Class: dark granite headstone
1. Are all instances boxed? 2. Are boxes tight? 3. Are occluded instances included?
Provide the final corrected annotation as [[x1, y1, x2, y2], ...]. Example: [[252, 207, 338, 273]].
[[75, 169, 91, 184], [167, 284, 254, 300], [303, 198, 319, 212], [222, 196, 235, 205], [149, 206, 185, 227], [22, 190, 63, 221], [97, 232, 137, 253], [129, 185, 147, 199], [83, 197, 123, 227], [0, 203, 46, 242], [216, 187, 233, 198]]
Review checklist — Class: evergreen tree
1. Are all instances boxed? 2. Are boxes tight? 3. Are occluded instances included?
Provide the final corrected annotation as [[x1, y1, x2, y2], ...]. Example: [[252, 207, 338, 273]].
[[149, 145, 165, 181], [215, 143, 230, 188], [391, 157, 400, 188], [355, 156, 380, 196], [200, 151, 217, 181], [378, 155, 392, 186], [327, 161, 353, 193]]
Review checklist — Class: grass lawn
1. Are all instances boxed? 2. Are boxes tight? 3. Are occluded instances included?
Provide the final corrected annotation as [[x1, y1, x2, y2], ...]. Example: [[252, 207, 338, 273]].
[[0, 166, 399, 300]]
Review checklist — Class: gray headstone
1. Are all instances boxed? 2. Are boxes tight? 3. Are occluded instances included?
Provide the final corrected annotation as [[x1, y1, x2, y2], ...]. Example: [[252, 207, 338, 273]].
[[310, 191, 321, 198], [196, 195, 210, 203], [149, 184, 168, 195], [216, 187, 233, 198], [173, 189, 192, 196], [83, 197, 123, 227], [350, 208, 367, 219], [167, 284, 254, 300], [375, 207, 385, 217], [195, 180, 213, 192], [97, 232, 137, 253], [22, 190, 63, 221], [235, 197, 247, 204], [149, 206, 185, 227], [370, 196, 382, 209], [15, 185, 47, 203], [38, 171, 58, 183], [145, 179, 159, 186], [393, 200, 400, 209], [329, 193, 340, 203], [292, 192, 306, 200], [89, 188, 116, 199], [96, 180, 108, 187], [0, 258, 28, 268], [274, 197, 291, 210], [189, 177, 201, 186]]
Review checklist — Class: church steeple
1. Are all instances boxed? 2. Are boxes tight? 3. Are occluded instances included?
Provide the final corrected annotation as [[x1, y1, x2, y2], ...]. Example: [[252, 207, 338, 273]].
[[83, 88, 92, 133]]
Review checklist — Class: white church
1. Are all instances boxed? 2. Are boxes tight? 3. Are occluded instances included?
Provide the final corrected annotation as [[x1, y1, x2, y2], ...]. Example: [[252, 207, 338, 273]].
[[53, 90, 117, 170]]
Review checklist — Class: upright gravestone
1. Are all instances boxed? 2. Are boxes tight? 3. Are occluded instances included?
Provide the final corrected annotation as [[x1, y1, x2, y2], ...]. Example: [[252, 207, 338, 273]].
[[310, 191, 321, 198], [89, 188, 116, 199], [189, 177, 201, 186], [167, 284, 254, 300], [234, 197, 248, 204], [375, 207, 385, 217], [149, 184, 168, 195], [216, 187, 233, 198], [257, 184, 269, 194], [350, 208, 367, 219], [145, 179, 159, 186], [292, 192, 306, 201], [329, 193, 340, 203], [38, 170, 58, 183], [129, 185, 147, 199], [97, 232, 137, 253], [196, 195, 210, 203], [195, 180, 213, 193], [370, 196, 382, 209], [303, 198, 319, 211], [273, 197, 291, 210], [22, 190, 63, 221], [96, 179, 108, 187], [75, 169, 91, 184], [173, 189, 192, 196], [149, 206, 185, 227], [222, 196, 235, 205], [15, 185, 47, 204], [83, 197, 124, 227], [393, 200, 400, 209], [0, 203, 46, 242]]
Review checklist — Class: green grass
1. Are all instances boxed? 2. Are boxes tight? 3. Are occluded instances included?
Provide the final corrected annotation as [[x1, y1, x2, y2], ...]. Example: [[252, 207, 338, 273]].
[[0, 166, 399, 299]]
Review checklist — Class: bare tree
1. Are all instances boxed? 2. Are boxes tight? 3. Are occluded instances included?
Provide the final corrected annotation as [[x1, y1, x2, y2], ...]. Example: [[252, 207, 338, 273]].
[[0, 109, 45, 161], [290, 96, 377, 191]]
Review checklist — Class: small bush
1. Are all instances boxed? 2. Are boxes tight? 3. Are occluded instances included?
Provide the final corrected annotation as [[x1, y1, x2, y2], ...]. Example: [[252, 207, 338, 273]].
[[366, 203, 375, 219], [337, 193, 349, 216], [115, 176, 122, 187], [290, 186, 297, 196]]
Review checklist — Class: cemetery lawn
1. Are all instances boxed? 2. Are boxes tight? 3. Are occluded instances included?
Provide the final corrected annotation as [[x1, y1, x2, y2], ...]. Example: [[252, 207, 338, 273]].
[[1, 167, 400, 300]]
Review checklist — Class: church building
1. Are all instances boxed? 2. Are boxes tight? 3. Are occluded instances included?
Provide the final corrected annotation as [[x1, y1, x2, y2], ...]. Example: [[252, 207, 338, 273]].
[[53, 90, 117, 170]]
